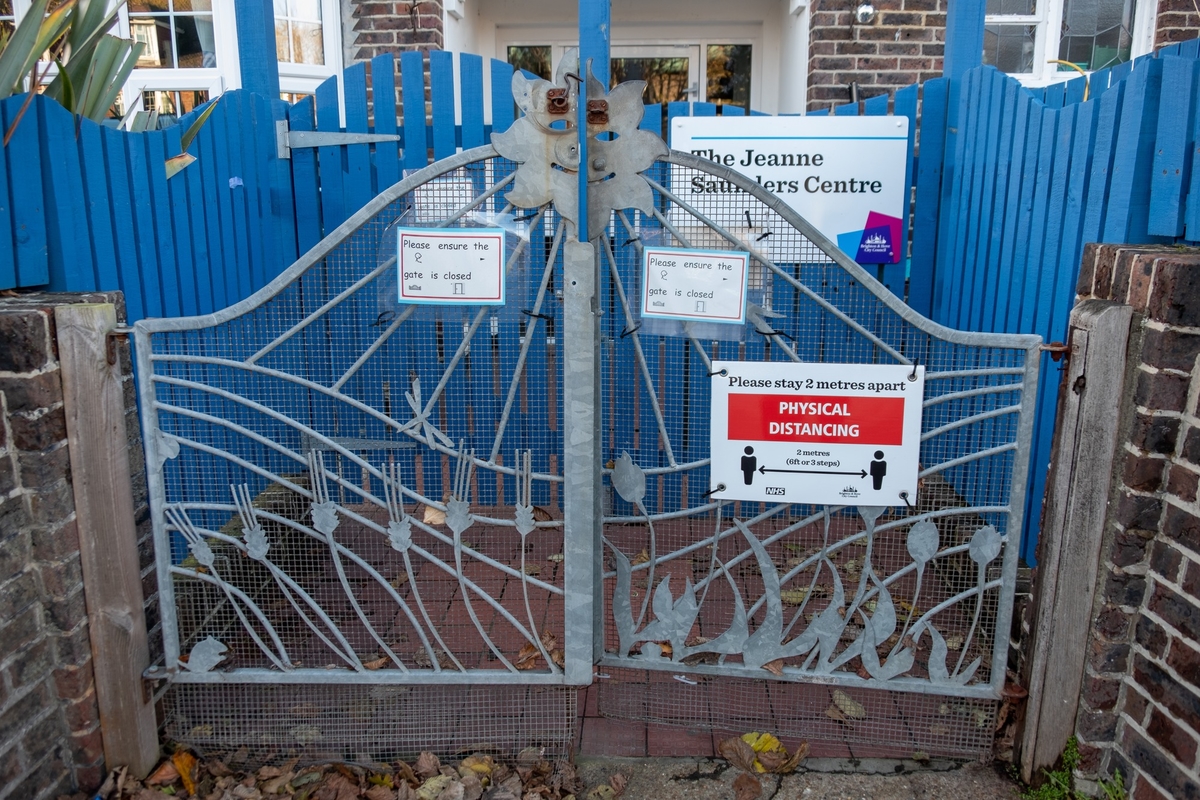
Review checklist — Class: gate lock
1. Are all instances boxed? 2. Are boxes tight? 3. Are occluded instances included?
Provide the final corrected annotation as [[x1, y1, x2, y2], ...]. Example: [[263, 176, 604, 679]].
[[546, 88, 570, 115], [586, 99, 609, 125]]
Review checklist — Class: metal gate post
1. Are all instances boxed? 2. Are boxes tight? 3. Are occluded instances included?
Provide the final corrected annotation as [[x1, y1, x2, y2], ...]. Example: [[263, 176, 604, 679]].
[[562, 238, 601, 684]]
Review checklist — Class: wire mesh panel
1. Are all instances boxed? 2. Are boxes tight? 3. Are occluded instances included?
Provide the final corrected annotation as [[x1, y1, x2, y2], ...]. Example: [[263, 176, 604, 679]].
[[137, 150, 578, 689], [594, 153, 1041, 759]]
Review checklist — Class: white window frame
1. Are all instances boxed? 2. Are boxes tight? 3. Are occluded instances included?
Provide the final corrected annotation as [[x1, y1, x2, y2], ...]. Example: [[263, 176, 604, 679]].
[[116, 1, 237, 116], [496, 24, 763, 109], [985, 0, 1157, 85], [275, 0, 343, 98]]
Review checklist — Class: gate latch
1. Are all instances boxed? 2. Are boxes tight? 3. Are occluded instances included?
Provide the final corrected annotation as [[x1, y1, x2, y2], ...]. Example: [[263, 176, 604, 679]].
[[1040, 341, 1071, 362], [546, 88, 570, 115], [586, 99, 609, 125]]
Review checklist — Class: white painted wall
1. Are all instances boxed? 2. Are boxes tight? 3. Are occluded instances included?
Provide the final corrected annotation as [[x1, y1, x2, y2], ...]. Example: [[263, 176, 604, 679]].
[[442, 0, 797, 114]]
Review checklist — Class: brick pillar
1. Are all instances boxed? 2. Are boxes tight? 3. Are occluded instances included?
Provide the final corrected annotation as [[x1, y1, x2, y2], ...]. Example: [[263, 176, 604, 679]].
[[0, 292, 157, 799], [1069, 245, 1200, 798], [807, 0, 945, 113], [343, 0, 445, 64], [1154, 0, 1200, 49]]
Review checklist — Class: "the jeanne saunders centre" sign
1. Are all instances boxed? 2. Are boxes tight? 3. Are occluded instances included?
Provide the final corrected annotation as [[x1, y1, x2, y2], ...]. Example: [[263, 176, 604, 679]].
[[672, 116, 909, 264]]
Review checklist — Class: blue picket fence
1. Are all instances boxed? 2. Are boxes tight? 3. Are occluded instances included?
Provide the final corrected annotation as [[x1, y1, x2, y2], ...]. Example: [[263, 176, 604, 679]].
[[3, 41, 1200, 560]]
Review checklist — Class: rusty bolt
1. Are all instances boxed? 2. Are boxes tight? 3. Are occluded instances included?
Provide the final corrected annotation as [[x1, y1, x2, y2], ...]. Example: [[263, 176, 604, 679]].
[[546, 88, 569, 115], [586, 99, 609, 125]]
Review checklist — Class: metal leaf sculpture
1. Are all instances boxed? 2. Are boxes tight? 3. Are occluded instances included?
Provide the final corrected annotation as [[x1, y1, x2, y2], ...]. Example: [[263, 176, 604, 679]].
[[233, 484, 269, 561], [183, 637, 227, 673]]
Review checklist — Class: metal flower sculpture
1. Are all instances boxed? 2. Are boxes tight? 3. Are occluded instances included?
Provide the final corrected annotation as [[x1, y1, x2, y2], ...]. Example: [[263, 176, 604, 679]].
[[491, 48, 668, 236]]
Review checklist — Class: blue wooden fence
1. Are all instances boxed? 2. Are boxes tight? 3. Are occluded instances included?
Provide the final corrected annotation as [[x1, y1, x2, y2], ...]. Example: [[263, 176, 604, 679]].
[[3, 41, 1200, 560]]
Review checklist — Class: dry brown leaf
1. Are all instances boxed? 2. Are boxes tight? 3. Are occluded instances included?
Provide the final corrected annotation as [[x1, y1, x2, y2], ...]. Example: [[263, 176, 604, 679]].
[[832, 689, 866, 719], [365, 786, 398, 800], [414, 751, 441, 779], [515, 641, 541, 669], [631, 548, 650, 565], [585, 786, 616, 800], [145, 762, 180, 786], [458, 770, 483, 800], [145, 760, 179, 786], [522, 564, 541, 576], [761, 658, 784, 677], [423, 505, 447, 525], [261, 772, 295, 794], [717, 736, 758, 773], [435, 778, 465, 800], [608, 773, 627, 797], [825, 704, 848, 723], [733, 771, 762, 800], [550, 649, 565, 668], [318, 774, 360, 800], [364, 656, 390, 670], [396, 760, 418, 786], [532, 506, 552, 522]]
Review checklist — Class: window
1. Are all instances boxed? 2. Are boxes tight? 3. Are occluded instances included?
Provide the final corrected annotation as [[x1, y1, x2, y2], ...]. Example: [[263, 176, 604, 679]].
[[1, 1, 15, 40], [507, 45, 552, 80], [129, 0, 217, 69], [275, 0, 323, 66], [984, 0, 1155, 82], [610, 53, 694, 104], [274, 0, 341, 97], [707, 44, 752, 108]]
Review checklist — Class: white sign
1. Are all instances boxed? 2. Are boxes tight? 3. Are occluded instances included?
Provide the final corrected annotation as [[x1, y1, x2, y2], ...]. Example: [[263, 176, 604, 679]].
[[673, 116, 910, 264], [709, 360, 924, 506], [397, 228, 506, 305], [640, 246, 749, 325]]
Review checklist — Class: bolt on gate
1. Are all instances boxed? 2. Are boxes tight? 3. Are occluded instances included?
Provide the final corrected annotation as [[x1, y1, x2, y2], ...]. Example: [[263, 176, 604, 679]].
[[136, 54, 1041, 762]]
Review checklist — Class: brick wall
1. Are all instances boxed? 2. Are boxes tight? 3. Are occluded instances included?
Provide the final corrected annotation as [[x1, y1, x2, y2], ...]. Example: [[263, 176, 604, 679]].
[[343, 0, 444, 63], [0, 292, 156, 800], [807, 0, 944, 113], [1070, 245, 1200, 799], [1155, 0, 1200, 48]]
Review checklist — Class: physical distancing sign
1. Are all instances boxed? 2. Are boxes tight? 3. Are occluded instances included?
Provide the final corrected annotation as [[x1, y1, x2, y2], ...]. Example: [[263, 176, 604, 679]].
[[397, 227, 506, 305], [710, 360, 924, 505]]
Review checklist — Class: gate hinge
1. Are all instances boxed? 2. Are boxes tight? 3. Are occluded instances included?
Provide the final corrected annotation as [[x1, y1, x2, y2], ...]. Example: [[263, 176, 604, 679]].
[[1039, 341, 1072, 361], [275, 120, 402, 159]]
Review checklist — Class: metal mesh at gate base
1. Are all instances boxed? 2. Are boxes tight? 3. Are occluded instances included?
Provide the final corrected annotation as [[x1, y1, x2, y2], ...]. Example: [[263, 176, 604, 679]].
[[597, 667, 996, 761], [163, 683, 577, 766]]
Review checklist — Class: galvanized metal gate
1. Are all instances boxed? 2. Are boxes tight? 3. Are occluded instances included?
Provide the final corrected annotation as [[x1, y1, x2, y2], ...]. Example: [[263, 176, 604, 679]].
[[136, 56, 1040, 760]]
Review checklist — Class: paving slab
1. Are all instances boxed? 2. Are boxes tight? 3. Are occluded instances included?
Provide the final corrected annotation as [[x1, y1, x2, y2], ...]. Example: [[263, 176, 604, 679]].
[[576, 756, 1021, 800]]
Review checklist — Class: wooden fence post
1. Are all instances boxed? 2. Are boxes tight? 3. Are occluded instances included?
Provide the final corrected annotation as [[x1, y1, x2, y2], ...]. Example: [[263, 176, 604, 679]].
[[1018, 299, 1133, 783], [55, 304, 159, 778]]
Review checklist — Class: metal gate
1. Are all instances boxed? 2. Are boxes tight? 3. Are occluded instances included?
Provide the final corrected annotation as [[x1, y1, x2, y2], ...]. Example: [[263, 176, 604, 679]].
[[136, 55, 1040, 760]]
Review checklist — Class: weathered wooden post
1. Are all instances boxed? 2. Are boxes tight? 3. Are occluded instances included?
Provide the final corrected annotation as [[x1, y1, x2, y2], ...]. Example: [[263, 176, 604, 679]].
[[56, 303, 159, 778]]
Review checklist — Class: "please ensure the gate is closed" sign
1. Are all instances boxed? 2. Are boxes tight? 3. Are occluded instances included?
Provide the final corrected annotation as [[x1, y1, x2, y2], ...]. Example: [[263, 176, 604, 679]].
[[709, 360, 924, 506]]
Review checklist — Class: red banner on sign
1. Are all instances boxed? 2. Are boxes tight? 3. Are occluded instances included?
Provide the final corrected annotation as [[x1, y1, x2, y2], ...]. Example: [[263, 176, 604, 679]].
[[727, 393, 906, 445]]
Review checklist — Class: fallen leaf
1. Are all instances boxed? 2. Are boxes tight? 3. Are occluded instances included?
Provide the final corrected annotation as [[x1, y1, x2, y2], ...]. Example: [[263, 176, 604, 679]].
[[825, 704, 848, 723], [171, 750, 198, 795], [366, 786, 398, 800], [458, 754, 493, 778], [395, 761, 418, 787], [262, 772, 295, 793], [146, 760, 179, 786], [945, 633, 964, 651], [761, 659, 784, 676], [779, 589, 809, 606], [832, 690, 866, 719], [717, 737, 757, 773], [532, 506, 552, 522], [364, 657, 390, 670], [414, 752, 441, 780], [608, 773, 627, 796], [733, 771, 762, 800], [435, 778, 465, 800], [516, 747, 544, 767], [522, 564, 541, 576], [912, 750, 930, 763], [515, 642, 541, 669], [423, 505, 447, 525], [585, 786, 615, 800], [415, 774, 453, 800], [547, 553, 564, 563], [631, 549, 650, 565], [551, 649, 565, 668]]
